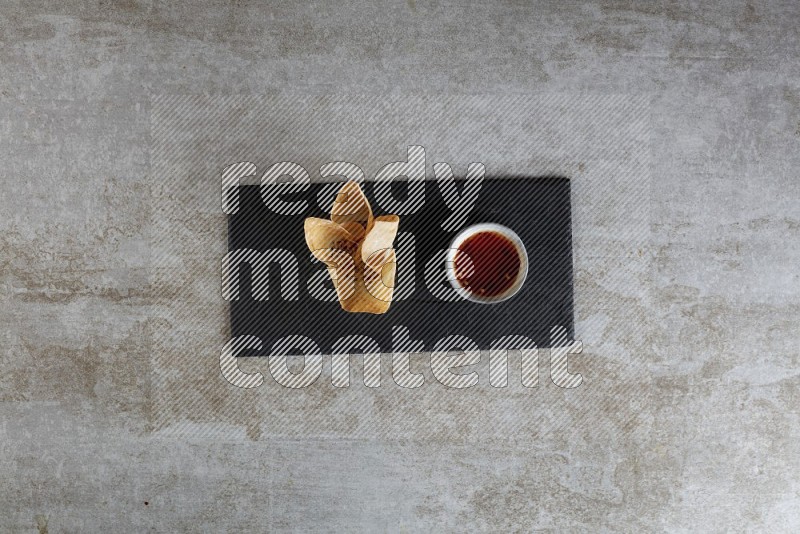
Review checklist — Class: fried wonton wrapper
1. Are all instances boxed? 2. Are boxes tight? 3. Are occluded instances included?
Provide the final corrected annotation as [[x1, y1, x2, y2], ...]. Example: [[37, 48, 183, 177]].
[[330, 180, 373, 234], [360, 215, 399, 266], [362, 249, 396, 305], [304, 218, 358, 259], [340, 221, 366, 242], [303, 181, 399, 314], [304, 218, 359, 304]]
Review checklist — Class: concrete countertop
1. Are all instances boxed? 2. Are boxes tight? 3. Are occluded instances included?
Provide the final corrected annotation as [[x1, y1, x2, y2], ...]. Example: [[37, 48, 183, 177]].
[[1, 1, 798, 531]]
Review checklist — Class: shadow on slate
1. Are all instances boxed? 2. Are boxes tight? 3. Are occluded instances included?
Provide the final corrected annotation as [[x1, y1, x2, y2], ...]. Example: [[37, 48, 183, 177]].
[[229, 178, 573, 355]]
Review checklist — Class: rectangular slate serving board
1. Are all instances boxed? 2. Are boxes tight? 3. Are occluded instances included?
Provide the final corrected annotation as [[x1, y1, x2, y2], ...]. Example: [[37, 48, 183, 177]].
[[229, 178, 573, 355]]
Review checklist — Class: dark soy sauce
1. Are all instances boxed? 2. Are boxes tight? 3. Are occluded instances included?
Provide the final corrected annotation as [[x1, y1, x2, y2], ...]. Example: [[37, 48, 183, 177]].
[[454, 231, 521, 297]]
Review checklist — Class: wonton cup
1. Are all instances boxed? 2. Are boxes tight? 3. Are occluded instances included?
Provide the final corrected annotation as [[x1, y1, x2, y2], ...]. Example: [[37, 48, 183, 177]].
[[303, 181, 399, 314]]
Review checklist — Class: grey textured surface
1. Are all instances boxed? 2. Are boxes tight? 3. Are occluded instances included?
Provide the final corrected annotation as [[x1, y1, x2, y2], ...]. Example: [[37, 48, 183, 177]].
[[1, 1, 799, 532], [148, 94, 651, 446]]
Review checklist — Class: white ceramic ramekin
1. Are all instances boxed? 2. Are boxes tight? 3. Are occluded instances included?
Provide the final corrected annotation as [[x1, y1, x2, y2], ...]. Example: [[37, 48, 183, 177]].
[[445, 223, 529, 304]]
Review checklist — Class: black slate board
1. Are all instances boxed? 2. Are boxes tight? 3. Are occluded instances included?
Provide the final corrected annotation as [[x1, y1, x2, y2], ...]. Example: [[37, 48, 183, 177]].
[[229, 178, 573, 355]]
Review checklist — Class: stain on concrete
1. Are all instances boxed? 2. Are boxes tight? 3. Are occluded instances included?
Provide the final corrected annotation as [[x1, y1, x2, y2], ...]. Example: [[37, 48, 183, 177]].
[[35, 515, 48, 534]]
